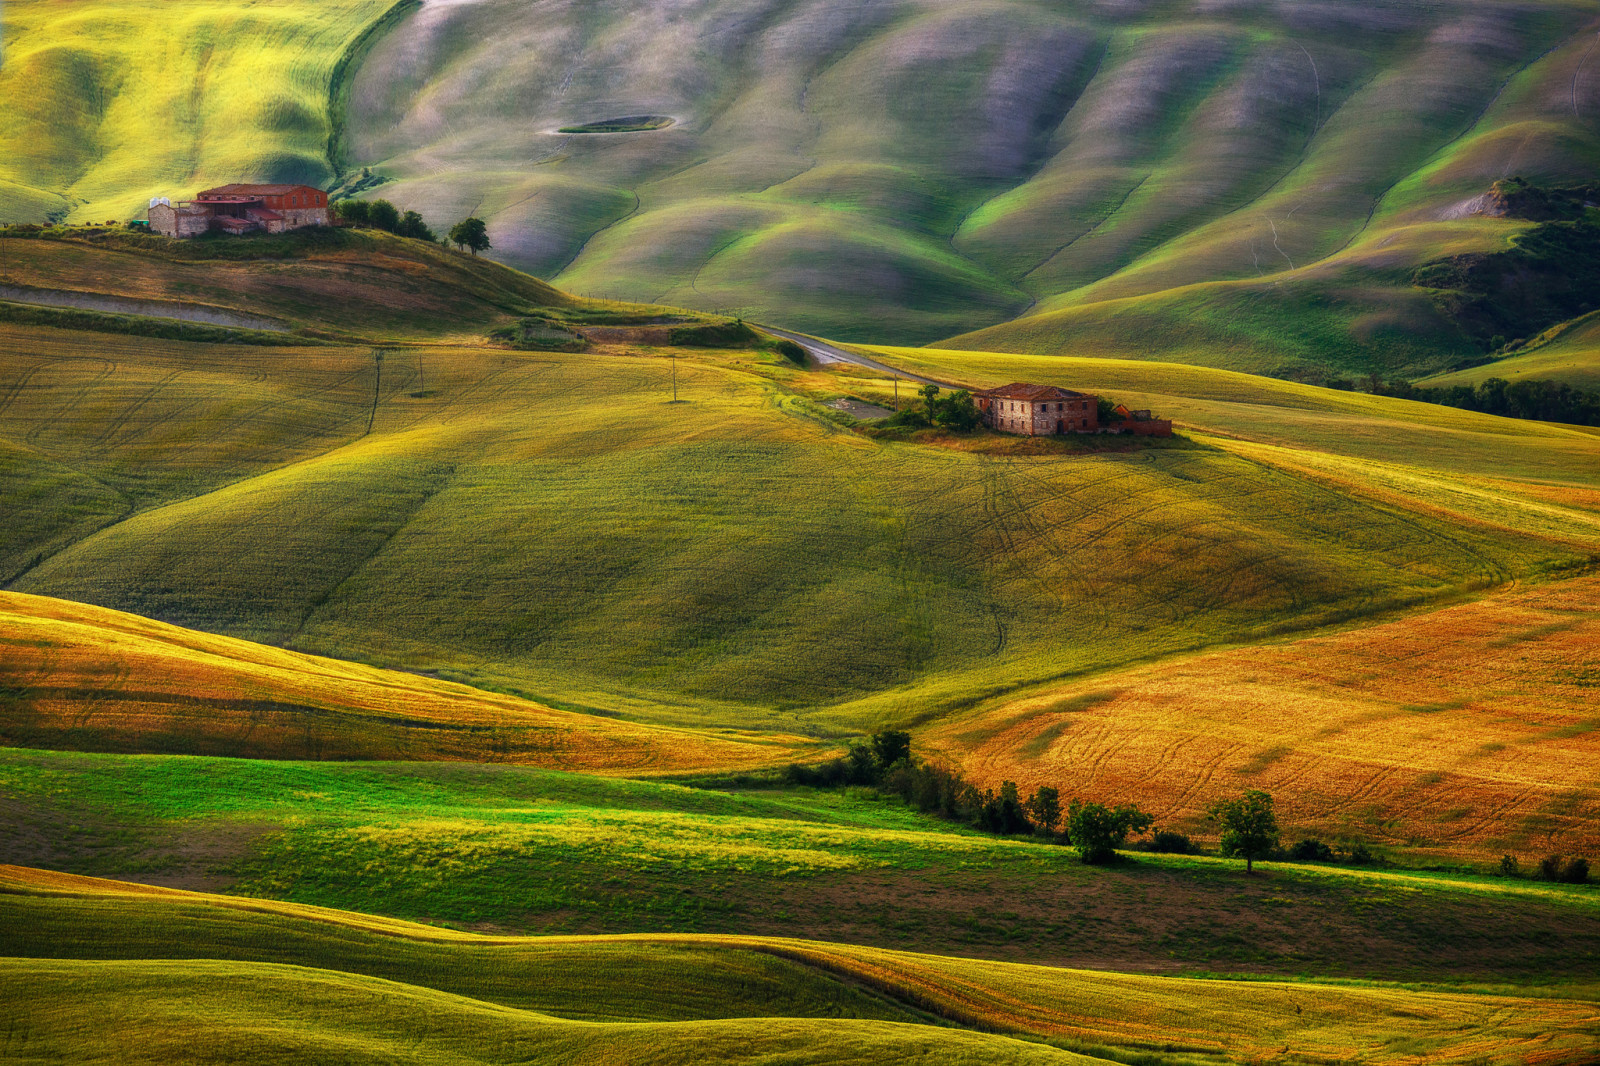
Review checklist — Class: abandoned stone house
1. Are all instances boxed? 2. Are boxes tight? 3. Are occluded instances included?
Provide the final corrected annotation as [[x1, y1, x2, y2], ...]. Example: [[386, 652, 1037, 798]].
[[974, 383, 1174, 437], [975, 383, 1099, 435], [147, 184, 330, 238]]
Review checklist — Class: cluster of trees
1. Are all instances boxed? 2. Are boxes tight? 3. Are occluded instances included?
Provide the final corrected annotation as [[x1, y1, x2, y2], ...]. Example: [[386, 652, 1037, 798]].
[[786, 733, 1283, 871], [333, 199, 492, 255], [884, 384, 982, 432], [1340, 374, 1600, 427]]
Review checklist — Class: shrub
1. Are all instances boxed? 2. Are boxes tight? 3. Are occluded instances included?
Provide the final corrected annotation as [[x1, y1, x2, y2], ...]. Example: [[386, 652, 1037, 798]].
[[933, 389, 981, 432], [1499, 854, 1521, 877], [1538, 854, 1564, 881], [771, 338, 808, 366], [1345, 843, 1378, 866], [1563, 857, 1591, 884], [669, 320, 758, 348], [1289, 838, 1335, 862], [367, 200, 401, 232], [1145, 830, 1194, 854]]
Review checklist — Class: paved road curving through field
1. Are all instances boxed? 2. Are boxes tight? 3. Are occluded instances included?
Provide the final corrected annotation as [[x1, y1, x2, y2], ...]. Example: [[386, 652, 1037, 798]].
[[758, 325, 957, 387]]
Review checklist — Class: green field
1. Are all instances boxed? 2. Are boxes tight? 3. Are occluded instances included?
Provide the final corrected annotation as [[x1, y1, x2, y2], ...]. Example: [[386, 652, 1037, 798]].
[[1425, 310, 1600, 390], [5, 747, 1599, 986]]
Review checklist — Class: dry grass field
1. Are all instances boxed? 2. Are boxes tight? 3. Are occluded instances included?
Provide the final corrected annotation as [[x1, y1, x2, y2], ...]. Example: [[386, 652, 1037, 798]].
[[0, 591, 814, 770], [923, 574, 1600, 862], [4, 864, 1598, 1065]]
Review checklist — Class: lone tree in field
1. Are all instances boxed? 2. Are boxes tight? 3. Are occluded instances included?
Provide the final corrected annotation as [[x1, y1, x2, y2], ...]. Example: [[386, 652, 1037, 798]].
[[449, 217, 491, 255], [1208, 790, 1279, 874], [1066, 800, 1153, 864]]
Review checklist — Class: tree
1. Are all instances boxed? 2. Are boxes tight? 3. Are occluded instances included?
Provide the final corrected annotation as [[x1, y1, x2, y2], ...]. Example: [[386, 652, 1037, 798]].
[[1208, 790, 1279, 873], [934, 389, 981, 432], [979, 781, 1033, 835], [870, 730, 911, 770], [336, 199, 370, 226], [1096, 397, 1119, 423], [1065, 800, 1153, 864], [450, 216, 491, 255], [919, 382, 940, 416], [1024, 785, 1061, 837], [367, 199, 401, 233], [396, 210, 435, 242]]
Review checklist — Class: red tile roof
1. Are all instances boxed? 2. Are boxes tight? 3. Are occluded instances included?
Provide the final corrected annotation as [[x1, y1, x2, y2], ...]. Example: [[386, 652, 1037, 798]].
[[197, 184, 321, 197], [974, 382, 1091, 401]]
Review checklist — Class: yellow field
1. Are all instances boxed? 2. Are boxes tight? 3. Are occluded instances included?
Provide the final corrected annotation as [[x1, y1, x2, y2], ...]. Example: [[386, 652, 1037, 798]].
[[923, 573, 1600, 861], [0, 590, 815, 772], [6, 864, 1598, 1065]]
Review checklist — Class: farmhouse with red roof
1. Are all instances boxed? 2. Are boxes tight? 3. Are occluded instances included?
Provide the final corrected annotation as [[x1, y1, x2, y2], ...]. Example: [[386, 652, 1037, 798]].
[[148, 184, 329, 238]]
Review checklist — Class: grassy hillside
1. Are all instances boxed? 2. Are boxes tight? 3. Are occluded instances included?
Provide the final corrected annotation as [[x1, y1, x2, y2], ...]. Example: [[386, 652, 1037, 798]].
[[5, 320, 1599, 731], [0, 591, 814, 770], [9, 0, 1600, 365], [342, 0, 1600, 364], [0, 0, 403, 224], [0, 227, 574, 340], [921, 573, 1600, 862], [6, 747, 1600, 981]]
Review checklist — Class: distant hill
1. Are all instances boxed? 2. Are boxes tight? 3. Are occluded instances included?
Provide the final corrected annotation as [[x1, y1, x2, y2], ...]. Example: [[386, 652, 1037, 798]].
[[7, 0, 1600, 372]]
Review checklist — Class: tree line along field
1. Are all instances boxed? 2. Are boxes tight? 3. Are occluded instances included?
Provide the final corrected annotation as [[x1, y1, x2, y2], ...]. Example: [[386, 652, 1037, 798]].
[[4, 865, 1599, 1065], [4, 318, 1598, 737]]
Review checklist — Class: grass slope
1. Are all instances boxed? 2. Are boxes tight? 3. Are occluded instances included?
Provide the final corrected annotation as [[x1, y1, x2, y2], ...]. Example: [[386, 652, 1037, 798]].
[[0, 0, 404, 224], [1425, 311, 1600, 391], [0, 591, 814, 770], [4, 749, 1599, 983], [4, 321, 1598, 730], [5, 864, 1599, 1064]]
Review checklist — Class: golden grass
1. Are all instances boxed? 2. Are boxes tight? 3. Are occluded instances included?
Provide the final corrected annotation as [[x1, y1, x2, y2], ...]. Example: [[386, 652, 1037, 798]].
[[922, 574, 1600, 861], [0, 590, 817, 772], [6, 864, 1599, 1065]]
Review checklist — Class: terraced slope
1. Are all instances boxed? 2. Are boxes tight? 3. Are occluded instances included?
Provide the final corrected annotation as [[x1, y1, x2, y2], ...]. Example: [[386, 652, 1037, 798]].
[[4, 865, 1598, 1064], [0, 591, 813, 770], [5, 319, 1598, 729]]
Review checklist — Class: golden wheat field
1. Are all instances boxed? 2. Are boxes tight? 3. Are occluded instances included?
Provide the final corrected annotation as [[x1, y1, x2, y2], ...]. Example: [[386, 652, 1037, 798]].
[[0, 591, 815, 771], [923, 574, 1600, 861], [6, 864, 1599, 1065]]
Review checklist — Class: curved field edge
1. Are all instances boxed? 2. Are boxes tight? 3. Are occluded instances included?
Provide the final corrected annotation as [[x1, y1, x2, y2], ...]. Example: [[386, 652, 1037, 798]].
[[0, 590, 819, 773], [4, 864, 1598, 1065]]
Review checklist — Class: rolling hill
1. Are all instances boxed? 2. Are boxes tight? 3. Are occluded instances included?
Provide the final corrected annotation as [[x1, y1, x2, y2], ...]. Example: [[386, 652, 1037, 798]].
[[7, 0, 1600, 371], [4, 864, 1599, 1064], [0, 590, 815, 769], [5, 288, 1599, 732], [1425, 309, 1600, 390]]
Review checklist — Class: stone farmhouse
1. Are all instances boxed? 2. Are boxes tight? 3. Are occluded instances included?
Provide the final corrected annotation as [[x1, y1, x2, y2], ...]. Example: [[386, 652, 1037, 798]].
[[148, 184, 330, 238], [974, 383, 1173, 437], [975, 383, 1099, 435]]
